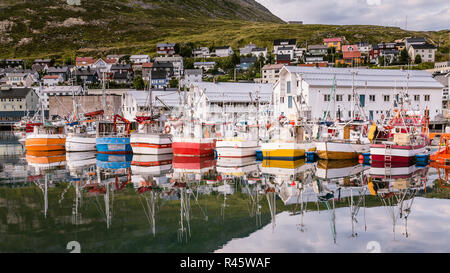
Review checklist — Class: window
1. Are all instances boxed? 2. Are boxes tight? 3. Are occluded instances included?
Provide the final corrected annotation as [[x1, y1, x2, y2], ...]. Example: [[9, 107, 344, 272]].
[[287, 81, 291, 93], [384, 95, 390, 102], [424, 95, 430, 101], [324, 94, 331, 101], [336, 95, 343, 101], [414, 95, 420, 101], [288, 96, 293, 108], [348, 94, 352, 101], [280, 97, 284, 103], [369, 95, 375, 102]]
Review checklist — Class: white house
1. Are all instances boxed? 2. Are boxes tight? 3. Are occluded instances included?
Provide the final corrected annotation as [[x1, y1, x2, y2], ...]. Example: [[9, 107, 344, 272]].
[[273, 66, 444, 122], [240, 43, 257, 56], [408, 44, 437, 63], [251, 47, 268, 59], [192, 47, 210, 58], [194, 62, 216, 71], [183, 69, 203, 87], [214, 46, 234, 58], [122, 90, 182, 121], [42, 75, 64, 86], [260, 64, 285, 84], [5, 73, 35, 87], [187, 82, 272, 124], [130, 55, 151, 64]]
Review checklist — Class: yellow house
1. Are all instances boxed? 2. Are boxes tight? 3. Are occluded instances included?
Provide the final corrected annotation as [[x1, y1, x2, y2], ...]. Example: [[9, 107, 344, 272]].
[[323, 37, 343, 52]]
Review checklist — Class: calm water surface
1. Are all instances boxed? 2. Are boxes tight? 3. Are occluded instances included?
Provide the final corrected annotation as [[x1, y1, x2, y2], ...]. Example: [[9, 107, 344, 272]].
[[0, 132, 449, 253]]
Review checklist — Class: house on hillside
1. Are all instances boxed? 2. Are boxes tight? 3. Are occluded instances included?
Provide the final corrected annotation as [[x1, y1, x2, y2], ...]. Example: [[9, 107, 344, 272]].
[[5, 73, 35, 87], [184, 69, 203, 86], [43, 75, 64, 86], [323, 37, 343, 52], [405, 37, 427, 50], [157, 43, 176, 56], [408, 43, 437, 63], [154, 56, 183, 78], [47, 66, 70, 81], [142, 63, 153, 81], [215, 46, 234, 58], [193, 47, 210, 58], [0, 87, 39, 122], [75, 57, 96, 68], [152, 61, 174, 77], [151, 70, 169, 89], [130, 55, 151, 64], [194, 62, 216, 71], [273, 39, 297, 52]]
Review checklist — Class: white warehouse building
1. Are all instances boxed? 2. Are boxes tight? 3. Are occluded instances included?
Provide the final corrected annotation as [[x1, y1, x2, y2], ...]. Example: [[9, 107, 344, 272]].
[[274, 66, 444, 122], [188, 82, 273, 123]]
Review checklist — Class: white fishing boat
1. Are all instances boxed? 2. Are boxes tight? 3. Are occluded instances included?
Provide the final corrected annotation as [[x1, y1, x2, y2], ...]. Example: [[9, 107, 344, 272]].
[[131, 153, 173, 175], [130, 81, 172, 155], [314, 73, 371, 160]]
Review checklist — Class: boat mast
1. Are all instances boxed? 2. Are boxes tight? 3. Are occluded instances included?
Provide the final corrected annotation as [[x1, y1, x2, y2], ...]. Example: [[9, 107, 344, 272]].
[[351, 71, 355, 121], [149, 69, 153, 118], [102, 72, 106, 115]]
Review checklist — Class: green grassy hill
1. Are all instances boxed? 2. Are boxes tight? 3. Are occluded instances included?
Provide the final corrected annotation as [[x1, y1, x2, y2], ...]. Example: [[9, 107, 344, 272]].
[[0, 0, 448, 63]]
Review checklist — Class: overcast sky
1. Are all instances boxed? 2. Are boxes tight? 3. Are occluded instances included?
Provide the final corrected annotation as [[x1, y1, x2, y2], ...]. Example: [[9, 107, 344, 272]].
[[256, 0, 449, 31]]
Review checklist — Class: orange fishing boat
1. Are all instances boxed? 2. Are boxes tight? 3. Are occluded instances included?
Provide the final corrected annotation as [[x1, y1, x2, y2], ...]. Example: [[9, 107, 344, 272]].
[[430, 135, 450, 165], [25, 125, 66, 151]]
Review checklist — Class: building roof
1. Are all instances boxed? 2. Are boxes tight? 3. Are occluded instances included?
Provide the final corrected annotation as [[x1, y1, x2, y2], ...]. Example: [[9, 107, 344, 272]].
[[130, 55, 150, 59], [252, 47, 267, 52], [323, 37, 342, 43], [190, 82, 273, 103], [43, 75, 61, 79], [308, 45, 328, 50], [262, 64, 285, 70], [128, 90, 181, 108], [343, 51, 362, 58], [111, 64, 131, 70], [433, 74, 449, 87], [47, 66, 69, 73], [73, 69, 98, 76], [157, 43, 176, 47], [215, 46, 232, 50], [142, 62, 153, 68], [41, 86, 83, 94], [283, 66, 444, 89], [194, 62, 216, 66], [342, 45, 359, 52], [276, 54, 291, 61], [410, 43, 436, 50], [185, 69, 202, 76], [34, 59, 52, 63], [154, 56, 183, 62], [75, 57, 95, 64], [274, 39, 296, 46], [0, 87, 32, 98], [406, 37, 427, 43]]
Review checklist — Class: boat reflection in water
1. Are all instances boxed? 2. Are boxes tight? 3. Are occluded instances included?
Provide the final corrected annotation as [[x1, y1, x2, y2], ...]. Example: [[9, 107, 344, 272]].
[[369, 164, 429, 239]]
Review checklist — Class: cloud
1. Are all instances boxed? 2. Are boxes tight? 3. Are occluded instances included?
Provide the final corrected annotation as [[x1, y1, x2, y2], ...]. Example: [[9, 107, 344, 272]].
[[216, 198, 450, 253], [256, 0, 450, 31]]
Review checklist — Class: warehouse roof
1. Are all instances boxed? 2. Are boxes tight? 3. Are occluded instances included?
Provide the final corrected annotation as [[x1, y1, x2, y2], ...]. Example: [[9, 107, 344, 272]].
[[283, 66, 444, 89], [189, 82, 273, 103]]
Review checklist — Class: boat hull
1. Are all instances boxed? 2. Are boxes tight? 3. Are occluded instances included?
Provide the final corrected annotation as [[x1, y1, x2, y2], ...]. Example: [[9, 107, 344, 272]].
[[261, 142, 316, 160], [96, 137, 132, 154], [130, 134, 172, 155], [216, 140, 258, 158], [370, 143, 426, 165], [25, 134, 66, 151], [315, 141, 369, 160], [65, 135, 97, 152], [172, 138, 216, 157]]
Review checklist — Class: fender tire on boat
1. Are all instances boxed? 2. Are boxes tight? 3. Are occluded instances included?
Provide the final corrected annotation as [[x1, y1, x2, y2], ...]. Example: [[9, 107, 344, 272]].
[[164, 125, 171, 134]]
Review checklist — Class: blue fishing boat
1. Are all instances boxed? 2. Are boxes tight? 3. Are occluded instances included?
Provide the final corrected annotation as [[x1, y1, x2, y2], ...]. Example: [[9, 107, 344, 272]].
[[96, 115, 132, 154], [96, 153, 133, 169]]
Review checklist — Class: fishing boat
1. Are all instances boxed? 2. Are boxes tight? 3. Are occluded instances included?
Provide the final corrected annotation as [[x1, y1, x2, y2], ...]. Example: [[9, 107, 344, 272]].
[[262, 115, 315, 160], [96, 114, 132, 154], [216, 92, 266, 159], [130, 82, 172, 155], [314, 73, 372, 160], [169, 91, 216, 157], [315, 160, 368, 181], [370, 82, 429, 166], [25, 96, 66, 152], [131, 154, 173, 175], [65, 110, 103, 152], [315, 120, 372, 160]]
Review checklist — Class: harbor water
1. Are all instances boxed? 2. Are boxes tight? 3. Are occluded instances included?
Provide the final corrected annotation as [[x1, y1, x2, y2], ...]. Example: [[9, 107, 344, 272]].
[[1, 132, 449, 253]]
